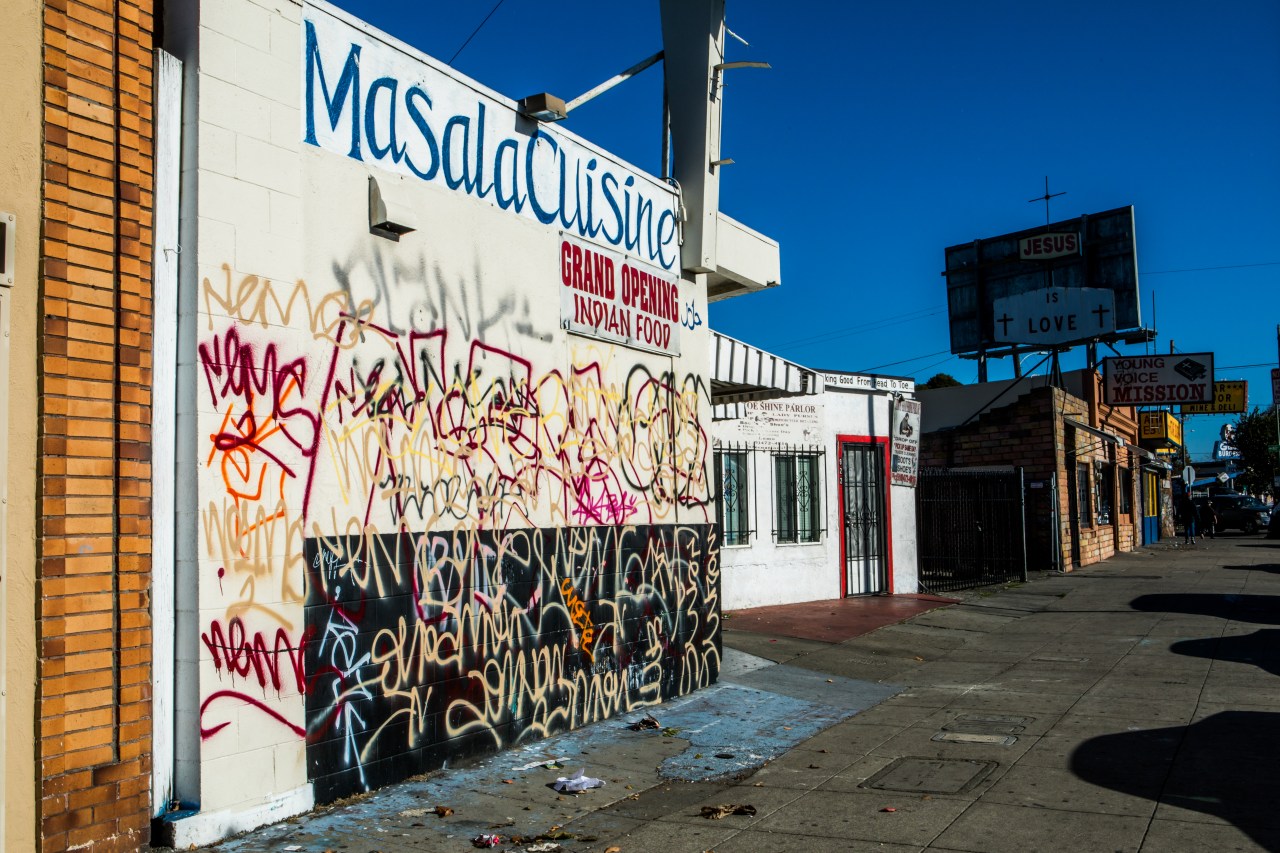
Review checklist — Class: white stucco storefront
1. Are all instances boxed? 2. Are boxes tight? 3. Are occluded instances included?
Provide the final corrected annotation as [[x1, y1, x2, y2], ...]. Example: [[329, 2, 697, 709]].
[[153, 0, 785, 844], [713, 371, 920, 610]]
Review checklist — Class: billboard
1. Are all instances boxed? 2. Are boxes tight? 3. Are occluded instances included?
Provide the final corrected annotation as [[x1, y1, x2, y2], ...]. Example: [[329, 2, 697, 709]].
[[944, 206, 1140, 353], [1103, 353, 1214, 405], [1179, 380, 1247, 415]]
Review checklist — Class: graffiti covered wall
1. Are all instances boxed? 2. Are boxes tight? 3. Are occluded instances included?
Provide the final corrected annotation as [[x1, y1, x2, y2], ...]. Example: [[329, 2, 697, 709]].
[[187, 0, 718, 822]]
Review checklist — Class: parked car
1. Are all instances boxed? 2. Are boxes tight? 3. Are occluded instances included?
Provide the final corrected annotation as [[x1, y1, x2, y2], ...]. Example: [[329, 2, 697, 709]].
[[1209, 493, 1272, 534]]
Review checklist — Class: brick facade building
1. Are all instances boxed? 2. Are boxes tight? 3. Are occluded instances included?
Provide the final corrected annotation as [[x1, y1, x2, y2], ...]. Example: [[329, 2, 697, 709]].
[[919, 370, 1157, 572], [2, 0, 157, 850]]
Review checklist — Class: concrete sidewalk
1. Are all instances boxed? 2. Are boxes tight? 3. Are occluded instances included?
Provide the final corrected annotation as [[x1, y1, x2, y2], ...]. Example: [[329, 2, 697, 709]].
[[187, 535, 1280, 853]]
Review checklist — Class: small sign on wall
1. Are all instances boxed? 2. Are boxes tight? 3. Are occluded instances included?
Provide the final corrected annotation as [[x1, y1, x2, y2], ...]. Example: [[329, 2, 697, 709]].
[[890, 398, 922, 488], [733, 400, 822, 448], [559, 234, 683, 356]]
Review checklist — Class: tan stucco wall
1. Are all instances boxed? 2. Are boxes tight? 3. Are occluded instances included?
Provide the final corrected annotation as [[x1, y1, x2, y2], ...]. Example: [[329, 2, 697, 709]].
[[0, 0, 43, 849]]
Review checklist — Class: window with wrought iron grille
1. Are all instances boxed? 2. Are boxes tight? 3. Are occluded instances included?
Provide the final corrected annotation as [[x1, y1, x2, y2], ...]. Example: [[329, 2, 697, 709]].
[[1118, 467, 1132, 515], [1095, 460, 1114, 526], [773, 452, 822, 543], [1076, 462, 1092, 527], [714, 450, 752, 546]]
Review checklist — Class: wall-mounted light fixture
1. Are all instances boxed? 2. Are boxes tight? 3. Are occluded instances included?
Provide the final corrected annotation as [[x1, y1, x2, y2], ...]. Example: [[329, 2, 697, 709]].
[[520, 50, 664, 124], [519, 92, 569, 122], [368, 176, 416, 242]]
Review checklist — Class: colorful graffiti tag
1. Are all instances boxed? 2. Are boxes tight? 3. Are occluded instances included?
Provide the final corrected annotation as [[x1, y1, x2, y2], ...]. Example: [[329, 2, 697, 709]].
[[197, 260, 719, 802], [303, 524, 717, 800]]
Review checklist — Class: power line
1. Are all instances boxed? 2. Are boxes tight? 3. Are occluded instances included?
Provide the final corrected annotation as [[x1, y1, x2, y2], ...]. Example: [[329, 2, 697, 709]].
[[906, 353, 962, 377], [773, 307, 941, 348], [852, 349, 954, 372], [773, 309, 944, 351], [449, 0, 508, 64], [1141, 261, 1280, 275]]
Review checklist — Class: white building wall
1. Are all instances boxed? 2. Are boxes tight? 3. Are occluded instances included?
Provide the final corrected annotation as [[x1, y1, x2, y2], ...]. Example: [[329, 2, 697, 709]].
[[173, 0, 719, 843], [714, 398, 832, 609], [187, 0, 312, 826], [821, 382, 919, 596], [715, 374, 918, 611]]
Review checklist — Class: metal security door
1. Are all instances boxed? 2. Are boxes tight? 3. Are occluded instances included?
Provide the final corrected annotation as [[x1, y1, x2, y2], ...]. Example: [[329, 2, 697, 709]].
[[917, 467, 1027, 593], [841, 442, 887, 595]]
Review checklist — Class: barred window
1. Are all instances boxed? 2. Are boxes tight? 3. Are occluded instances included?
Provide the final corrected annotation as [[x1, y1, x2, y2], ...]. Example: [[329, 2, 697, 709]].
[[1118, 467, 1132, 515], [774, 453, 821, 543], [715, 450, 751, 546], [1095, 461, 1113, 526], [1076, 462, 1092, 527]]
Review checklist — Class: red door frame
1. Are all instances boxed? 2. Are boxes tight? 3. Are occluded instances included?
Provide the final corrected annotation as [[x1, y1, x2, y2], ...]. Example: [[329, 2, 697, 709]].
[[836, 434, 894, 597]]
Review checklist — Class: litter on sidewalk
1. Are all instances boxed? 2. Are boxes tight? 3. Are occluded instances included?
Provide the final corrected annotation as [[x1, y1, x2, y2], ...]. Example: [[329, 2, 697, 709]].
[[700, 803, 757, 819], [627, 714, 661, 731], [552, 769, 606, 793]]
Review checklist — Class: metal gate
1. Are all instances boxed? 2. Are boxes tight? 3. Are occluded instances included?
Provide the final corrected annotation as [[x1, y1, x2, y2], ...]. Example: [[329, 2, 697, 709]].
[[841, 442, 887, 595], [917, 467, 1027, 593]]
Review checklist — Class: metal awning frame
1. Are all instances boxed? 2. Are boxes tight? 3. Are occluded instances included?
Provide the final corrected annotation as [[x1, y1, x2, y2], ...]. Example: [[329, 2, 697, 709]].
[[1064, 418, 1125, 447], [710, 330, 819, 408]]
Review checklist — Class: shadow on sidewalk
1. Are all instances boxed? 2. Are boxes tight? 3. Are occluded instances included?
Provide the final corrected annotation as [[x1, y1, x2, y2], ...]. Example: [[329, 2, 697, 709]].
[[1220, 561, 1280, 573], [1071, 711, 1280, 848], [1170, 630, 1280, 679], [1129, 593, 1280, 625]]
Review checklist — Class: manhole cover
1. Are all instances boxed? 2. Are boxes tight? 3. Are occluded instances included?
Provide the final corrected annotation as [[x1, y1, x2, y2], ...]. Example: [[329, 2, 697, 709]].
[[861, 757, 997, 794], [942, 714, 1032, 736], [932, 732, 1019, 746]]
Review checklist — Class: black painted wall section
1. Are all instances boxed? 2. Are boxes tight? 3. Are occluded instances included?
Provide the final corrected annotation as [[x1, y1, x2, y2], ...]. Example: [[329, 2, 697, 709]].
[[301, 523, 720, 802]]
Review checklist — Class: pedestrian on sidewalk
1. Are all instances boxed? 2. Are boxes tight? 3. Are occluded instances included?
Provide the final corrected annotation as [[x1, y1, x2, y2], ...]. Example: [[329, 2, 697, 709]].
[[1178, 493, 1198, 544], [1198, 498, 1218, 539]]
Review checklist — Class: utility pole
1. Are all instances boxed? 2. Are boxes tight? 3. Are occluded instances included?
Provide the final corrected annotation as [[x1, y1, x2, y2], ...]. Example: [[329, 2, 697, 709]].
[[1170, 339, 1187, 476]]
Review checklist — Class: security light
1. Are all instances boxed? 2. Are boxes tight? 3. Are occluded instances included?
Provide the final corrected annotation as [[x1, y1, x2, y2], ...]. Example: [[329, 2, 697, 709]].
[[519, 92, 568, 122], [368, 176, 416, 242]]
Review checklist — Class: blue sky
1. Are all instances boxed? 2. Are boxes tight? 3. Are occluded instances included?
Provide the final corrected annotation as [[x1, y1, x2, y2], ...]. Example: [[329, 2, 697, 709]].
[[327, 0, 1280, 458]]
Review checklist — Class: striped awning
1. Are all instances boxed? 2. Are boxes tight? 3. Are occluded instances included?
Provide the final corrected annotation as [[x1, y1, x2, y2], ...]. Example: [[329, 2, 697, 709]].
[[710, 330, 818, 415]]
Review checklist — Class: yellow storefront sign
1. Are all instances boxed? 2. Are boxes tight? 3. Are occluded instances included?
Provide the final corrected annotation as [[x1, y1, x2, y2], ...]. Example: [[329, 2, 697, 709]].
[[1180, 380, 1247, 415], [1139, 411, 1182, 448]]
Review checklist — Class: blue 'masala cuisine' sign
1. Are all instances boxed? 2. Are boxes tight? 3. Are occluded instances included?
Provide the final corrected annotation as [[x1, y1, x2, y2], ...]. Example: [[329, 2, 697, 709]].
[[302, 13, 680, 271]]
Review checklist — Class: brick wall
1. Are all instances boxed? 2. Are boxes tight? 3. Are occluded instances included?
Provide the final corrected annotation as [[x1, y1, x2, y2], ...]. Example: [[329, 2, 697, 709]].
[[39, 0, 155, 850], [921, 383, 1142, 573], [921, 385, 1069, 571]]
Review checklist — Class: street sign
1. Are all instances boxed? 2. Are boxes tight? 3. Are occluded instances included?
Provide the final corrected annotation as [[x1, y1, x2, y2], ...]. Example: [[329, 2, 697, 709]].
[[1180, 380, 1248, 415], [1182, 465, 1196, 485]]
